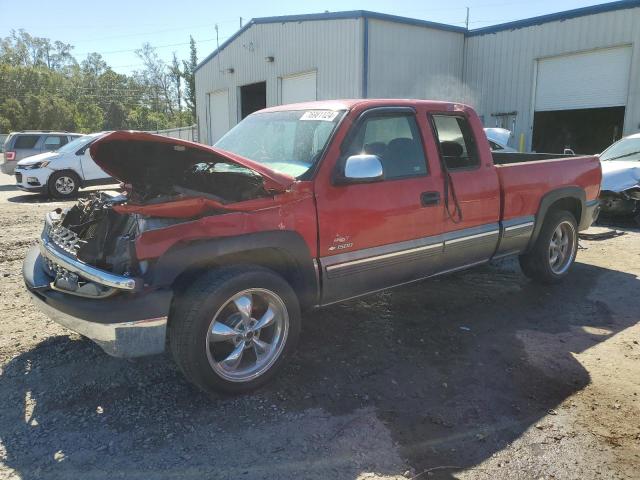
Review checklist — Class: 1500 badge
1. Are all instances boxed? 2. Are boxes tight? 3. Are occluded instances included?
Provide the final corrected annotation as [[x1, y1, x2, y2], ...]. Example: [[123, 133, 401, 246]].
[[328, 235, 353, 252]]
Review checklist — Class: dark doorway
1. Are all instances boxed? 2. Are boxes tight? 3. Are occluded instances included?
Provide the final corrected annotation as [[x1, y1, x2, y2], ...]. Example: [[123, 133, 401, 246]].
[[532, 106, 625, 154], [240, 82, 266, 119]]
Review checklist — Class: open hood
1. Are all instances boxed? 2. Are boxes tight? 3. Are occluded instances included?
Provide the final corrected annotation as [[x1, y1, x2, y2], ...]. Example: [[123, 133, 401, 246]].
[[484, 128, 511, 146], [601, 160, 640, 193], [89, 131, 295, 193]]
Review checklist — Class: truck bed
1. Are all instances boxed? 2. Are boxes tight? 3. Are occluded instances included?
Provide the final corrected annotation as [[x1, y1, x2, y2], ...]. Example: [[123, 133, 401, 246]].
[[494, 154, 601, 222], [492, 152, 576, 165]]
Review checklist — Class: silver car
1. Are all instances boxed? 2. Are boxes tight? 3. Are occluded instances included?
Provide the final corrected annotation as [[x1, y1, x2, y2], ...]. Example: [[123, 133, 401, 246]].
[[1, 131, 82, 175]]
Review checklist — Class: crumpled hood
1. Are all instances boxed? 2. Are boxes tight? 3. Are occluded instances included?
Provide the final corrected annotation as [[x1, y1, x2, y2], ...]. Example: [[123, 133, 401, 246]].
[[484, 128, 511, 146], [17, 151, 59, 167], [89, 131, 295, 192], [600, 160, 640, 192]]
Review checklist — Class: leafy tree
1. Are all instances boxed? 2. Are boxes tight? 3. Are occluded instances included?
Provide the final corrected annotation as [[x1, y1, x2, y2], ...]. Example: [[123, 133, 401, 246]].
[[170, 52, 182, 122], [0, 98, 25, 130], [104, 101, 126, 129], [182, 36, 197, 120], [0, 31, 197, 133]]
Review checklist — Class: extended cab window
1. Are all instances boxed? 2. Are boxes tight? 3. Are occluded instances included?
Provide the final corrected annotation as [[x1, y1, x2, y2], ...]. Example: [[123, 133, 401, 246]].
[[345, 114, 427, 179], [431, 115, 479, 170]]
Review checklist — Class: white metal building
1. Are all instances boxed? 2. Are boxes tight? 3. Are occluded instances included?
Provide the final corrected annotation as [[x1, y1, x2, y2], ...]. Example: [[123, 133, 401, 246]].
[[195, 0, 640, 153]]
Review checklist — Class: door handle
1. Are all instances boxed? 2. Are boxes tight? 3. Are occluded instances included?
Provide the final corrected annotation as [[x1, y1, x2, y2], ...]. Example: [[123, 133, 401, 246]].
[[421, 191, 440, 207]]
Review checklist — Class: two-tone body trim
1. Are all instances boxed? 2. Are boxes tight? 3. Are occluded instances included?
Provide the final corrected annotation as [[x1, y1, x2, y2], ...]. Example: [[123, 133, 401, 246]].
[[494, 216, 536, 259], [325, 241, 442, 279], [318, 218, 534, 305]]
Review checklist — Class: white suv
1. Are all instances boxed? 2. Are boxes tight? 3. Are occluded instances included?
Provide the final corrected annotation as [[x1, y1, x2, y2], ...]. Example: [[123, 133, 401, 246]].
[[15, 132, 115, 198]]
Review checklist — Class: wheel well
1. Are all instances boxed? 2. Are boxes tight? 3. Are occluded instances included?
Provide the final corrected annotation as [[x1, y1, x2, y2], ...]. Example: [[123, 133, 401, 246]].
[[170, 248, 313, 307], [547, 197, 582, 224], [49, 169, 81, 184]]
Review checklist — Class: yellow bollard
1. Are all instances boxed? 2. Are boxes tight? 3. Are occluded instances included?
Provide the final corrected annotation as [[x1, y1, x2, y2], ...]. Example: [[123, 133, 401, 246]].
[[519, 133, 525, 153]]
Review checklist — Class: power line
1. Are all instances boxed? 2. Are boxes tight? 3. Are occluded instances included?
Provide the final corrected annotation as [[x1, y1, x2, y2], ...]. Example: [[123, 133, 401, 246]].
[[74, 36, 221, 57]]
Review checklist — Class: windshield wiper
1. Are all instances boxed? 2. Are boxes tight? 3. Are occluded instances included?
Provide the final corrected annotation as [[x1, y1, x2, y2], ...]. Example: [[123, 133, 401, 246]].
[[603, 150, 640, 161]]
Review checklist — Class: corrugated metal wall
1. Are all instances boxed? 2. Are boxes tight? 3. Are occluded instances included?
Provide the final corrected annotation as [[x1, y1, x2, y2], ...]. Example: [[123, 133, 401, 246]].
[[367, 19, 465, 101], [195, 19, 363, 145], [151, 125, 198, 142], [464, 7, 640, 150]]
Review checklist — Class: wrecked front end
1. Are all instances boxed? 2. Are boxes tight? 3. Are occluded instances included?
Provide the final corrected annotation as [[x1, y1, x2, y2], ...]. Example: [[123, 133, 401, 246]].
[[599, 187, 640, 219], [23, 131, 297, 357], [599, 160, 640, 221]]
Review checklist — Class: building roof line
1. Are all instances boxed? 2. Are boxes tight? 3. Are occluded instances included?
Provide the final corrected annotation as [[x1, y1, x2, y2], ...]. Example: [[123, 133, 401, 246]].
[[194, 10, 465, 73], [195, 1, 640, 72], [467, 0, 640, 36]]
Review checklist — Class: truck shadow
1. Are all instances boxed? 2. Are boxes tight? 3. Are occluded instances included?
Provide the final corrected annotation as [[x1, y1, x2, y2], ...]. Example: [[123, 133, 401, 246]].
[[0, 260, 637, 479]]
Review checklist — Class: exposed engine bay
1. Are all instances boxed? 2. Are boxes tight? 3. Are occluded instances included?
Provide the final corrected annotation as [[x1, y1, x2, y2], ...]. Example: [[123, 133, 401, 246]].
[[49, 193, 138, 275]]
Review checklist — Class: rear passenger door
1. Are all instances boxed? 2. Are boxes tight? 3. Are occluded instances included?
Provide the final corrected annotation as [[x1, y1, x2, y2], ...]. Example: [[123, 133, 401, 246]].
[[316, 107, 444, 304], [428, 113, 501, 268]]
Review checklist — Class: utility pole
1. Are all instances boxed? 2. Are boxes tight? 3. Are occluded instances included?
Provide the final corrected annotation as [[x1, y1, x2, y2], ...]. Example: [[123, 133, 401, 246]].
[[240, 17, 243, 28], [465, 7, 470, 30], [215, 24, 222, 72]]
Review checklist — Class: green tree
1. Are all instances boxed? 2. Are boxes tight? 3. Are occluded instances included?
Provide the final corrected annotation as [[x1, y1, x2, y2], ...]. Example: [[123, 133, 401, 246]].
[[104, 102, 127, 129], [182, 36, 197, 120], [0, 98, 24, 130], [0, 31, 195, 134]]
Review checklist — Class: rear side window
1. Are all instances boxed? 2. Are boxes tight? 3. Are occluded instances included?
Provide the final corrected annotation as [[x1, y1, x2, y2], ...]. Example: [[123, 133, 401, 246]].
[[345, 114, 427, 179], [431, 115, 479, 170], [13, 135, 39, 149], [43, 135, 68, 150]]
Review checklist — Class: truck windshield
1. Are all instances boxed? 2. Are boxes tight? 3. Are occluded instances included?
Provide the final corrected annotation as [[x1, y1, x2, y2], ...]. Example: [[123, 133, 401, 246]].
[[56, 134, 99, 154], [215, 110, 344, 177], [600, 137, 640, 162]]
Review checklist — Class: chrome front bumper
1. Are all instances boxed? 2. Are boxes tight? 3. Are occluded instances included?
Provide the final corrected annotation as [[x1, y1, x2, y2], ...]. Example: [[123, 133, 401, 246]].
[[24, 243, 171, 358], [39, 236, 140, 291], [28, 288, 167, 357]]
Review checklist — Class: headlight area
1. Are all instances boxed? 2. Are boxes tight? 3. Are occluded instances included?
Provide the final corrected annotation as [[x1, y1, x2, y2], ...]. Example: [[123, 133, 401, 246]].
[[21, 160, 50, 170]]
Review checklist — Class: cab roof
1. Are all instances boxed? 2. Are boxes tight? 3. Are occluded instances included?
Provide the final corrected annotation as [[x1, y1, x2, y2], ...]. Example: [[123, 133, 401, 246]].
[[259, 99, 466, 113]]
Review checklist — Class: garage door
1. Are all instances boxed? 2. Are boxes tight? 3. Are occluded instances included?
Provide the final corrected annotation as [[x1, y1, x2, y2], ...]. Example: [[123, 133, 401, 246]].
[[281, 71, 317, 105], [208, 89, 230, 144], [535, 46, 632, 111]]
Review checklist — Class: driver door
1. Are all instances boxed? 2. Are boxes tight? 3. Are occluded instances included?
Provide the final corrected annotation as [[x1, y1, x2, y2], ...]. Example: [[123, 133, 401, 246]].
[[315, 108, 444, 304]]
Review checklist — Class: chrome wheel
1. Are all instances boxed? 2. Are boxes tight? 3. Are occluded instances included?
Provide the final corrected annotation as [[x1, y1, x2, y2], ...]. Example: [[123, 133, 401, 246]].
[[206, 288, 289, 382], [55, 176, 76, 195], [548, 220, 576, 275]]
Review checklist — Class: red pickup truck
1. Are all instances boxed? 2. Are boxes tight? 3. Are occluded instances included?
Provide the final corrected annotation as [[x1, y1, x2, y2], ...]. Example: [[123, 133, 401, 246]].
[[23, 100, 601, 394]]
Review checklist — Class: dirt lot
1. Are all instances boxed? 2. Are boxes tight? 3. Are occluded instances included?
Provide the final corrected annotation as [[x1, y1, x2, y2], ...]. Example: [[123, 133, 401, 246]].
[[0, 173, 638, 480]]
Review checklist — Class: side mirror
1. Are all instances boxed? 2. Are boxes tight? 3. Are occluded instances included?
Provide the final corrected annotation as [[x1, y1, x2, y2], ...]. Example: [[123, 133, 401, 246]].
[[341, 154, 384, 183]]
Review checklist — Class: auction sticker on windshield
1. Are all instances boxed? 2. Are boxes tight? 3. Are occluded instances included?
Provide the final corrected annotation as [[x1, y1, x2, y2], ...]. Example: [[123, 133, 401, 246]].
[[300, 111, 339, 121]]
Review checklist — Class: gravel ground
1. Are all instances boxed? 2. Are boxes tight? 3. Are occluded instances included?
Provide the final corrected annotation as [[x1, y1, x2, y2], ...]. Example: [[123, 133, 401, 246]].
[[0, 173, 638, 480]]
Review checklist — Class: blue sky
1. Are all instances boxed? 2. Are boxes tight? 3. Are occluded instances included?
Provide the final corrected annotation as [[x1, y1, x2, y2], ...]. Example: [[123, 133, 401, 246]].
[[1, 0, 607, 74]]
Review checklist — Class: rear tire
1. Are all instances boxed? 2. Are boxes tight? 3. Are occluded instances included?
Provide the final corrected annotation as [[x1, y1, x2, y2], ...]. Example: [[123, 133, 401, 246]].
[[48, 170, 80, 198], [519, 210, 578, 284], [168, 266, 301, 395]]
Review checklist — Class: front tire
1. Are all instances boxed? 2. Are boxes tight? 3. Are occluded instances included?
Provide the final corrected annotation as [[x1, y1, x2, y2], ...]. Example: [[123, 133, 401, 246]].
[[519, 210, 578, 284], [48, 170, 80, 198], [168, 266, 301, 395]]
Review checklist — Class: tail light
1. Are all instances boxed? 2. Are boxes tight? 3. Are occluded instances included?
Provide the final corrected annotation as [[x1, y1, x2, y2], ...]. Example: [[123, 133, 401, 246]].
[[5, 151, 15, 161]]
